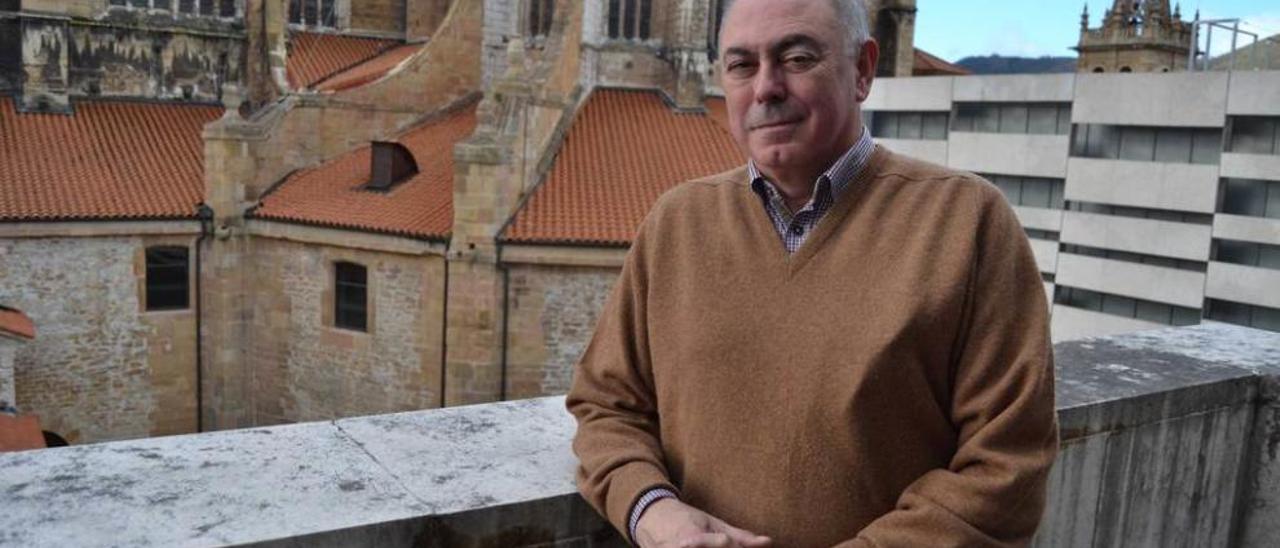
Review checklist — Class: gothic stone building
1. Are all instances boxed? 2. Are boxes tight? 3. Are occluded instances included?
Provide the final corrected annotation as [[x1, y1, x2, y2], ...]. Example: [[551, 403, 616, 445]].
[[1076, 0, 1193, 73], [0, 0, 924, 444]]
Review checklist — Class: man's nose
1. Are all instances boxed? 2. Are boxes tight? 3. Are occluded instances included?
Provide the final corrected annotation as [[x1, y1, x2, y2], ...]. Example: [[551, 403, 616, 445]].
[[752, 63, 787, 104]]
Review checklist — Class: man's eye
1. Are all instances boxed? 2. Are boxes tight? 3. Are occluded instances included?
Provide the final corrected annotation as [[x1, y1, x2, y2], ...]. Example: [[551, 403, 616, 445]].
[[726, 61, 756, 74], [785, 55, 817, 69]]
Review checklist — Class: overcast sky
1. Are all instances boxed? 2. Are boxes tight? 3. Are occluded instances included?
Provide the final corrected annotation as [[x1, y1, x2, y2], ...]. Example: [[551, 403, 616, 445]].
[[914, 0, 1280, 61]]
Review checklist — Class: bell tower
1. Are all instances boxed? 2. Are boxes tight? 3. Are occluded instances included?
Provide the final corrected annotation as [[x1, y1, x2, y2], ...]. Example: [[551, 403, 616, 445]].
[[1076, 0, 1192, 73]]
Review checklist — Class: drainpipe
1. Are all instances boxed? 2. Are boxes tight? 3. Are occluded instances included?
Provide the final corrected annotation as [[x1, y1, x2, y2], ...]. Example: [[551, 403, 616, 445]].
[[194, 203, 214, 432], [440, 242, 449, 408]]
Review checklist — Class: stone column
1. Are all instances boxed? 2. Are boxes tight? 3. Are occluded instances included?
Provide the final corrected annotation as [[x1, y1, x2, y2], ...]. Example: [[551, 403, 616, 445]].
[[443, 43, 532, 406]]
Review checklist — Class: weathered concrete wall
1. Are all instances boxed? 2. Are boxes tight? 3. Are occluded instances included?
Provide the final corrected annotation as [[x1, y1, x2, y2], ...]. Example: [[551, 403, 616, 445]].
[[2, 324, 1277, 548], [504, 264, 618, 399], [246, 237, 446, 424], [0, 235, 199, 443]]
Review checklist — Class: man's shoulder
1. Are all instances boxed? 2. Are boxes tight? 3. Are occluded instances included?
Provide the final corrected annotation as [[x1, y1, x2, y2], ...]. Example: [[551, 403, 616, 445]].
[[648, 165, 751, 216]]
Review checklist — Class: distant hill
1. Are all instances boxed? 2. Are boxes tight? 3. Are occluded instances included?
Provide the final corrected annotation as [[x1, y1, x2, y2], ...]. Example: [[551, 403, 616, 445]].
[[955, 55, 1077, 75]]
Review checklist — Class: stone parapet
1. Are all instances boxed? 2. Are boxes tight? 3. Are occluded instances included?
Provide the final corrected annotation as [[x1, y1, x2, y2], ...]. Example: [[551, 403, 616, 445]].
[[3, 324, 1280, 546]]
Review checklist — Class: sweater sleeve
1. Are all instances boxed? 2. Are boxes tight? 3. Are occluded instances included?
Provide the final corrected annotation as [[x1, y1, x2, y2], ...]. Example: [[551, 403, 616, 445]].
[[836, 187, 1060, 548], [565, 209, 679, 540]]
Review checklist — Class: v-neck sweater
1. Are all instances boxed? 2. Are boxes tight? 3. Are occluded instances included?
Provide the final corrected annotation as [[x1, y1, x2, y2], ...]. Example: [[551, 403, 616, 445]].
[[567, 146, 1059, 548]]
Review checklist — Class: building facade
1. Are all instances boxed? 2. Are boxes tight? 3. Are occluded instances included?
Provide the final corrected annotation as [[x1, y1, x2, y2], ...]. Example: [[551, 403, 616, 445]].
[[864, 71, 1280, 341], [10, 0, 1272, 448]]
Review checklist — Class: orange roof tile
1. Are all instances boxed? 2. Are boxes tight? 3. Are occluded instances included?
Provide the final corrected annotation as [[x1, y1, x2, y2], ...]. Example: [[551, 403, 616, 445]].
[[503, 89, 743, 246], [913, 48, 971, 76], [0, 415, 46, 452], [252, 103, 478, 240], [0, 97, 222, 222], [315, 43, 423, 92], [0, 306, 35, 340], [287, 31, 401, 89]]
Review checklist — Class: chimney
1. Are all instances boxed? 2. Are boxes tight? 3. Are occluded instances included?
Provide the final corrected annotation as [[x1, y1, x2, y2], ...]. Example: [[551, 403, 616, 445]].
[[367, 142, 418, 191]]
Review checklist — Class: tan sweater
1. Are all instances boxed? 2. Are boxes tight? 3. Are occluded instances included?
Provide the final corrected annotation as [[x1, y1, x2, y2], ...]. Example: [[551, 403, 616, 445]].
[[566, 146, 1059, 548]]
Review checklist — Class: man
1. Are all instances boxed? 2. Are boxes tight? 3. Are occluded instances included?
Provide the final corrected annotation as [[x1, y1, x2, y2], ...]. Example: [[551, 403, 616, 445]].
[[566, 0, 1059, 546]]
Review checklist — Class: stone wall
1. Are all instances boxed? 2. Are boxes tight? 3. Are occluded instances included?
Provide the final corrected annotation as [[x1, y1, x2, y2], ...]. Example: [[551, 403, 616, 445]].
[[15, 3, 246, 108], [350, 0, 404, 35], [0, 337, 17, 408], [246, 237, 446, 424], [0, 235, 199, 443], [504, 264, 618, 399]]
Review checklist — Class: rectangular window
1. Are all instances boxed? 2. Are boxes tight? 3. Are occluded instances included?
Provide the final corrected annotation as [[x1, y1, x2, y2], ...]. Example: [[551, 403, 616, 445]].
[[1221, 178, 1269, 217], [952, 102, 1069, 135], [870, 111, 949, 141], [1191, 129, 1222, 165], [1230, 116, 1278, 155], [1154, 129, 1193, 163], [1073, 125, 1222, 165], [146, 246, 190, 311], [1028, 105, 1058, 135], [335, 262, 368, 332], [898, 112, 923, 139], [1057, 285, 1201, 325], [608, 0, 621, 38], [289, 0, 301, 24], [1207, 299, 1280, 333], [1119, 127, 1156, 161], [1215, 239, 1280, 271], [155, 0, 171, 10], [179, 0, 195, 14], [922, 113, 948, 140]]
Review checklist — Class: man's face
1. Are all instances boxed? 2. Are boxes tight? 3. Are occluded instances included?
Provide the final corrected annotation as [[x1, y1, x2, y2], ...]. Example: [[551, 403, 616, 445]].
[[718, 0, 876, 176]]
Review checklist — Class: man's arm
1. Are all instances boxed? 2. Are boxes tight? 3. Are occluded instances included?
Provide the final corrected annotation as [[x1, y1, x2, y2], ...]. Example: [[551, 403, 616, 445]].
[[838, 187, 1060, 548], [565, 214, 680, 537]]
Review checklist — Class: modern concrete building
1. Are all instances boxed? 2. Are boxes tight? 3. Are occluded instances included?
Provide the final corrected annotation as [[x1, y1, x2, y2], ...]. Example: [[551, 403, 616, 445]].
[[865, 70, 1280, 342]]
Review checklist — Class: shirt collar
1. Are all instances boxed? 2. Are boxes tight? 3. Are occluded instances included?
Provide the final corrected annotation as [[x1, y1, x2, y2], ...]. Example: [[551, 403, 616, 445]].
[[748, 126, 875, 204]]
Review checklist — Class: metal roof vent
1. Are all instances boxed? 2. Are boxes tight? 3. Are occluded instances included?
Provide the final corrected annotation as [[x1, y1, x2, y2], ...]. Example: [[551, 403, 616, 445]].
[[367, 141, 418, 192]]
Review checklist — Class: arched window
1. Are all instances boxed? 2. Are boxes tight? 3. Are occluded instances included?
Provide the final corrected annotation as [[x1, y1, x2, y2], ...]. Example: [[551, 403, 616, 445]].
[[706, 0, 729, 59], [1093, 67, 1105, 73], [608, 0, 652, 40], [109, 0, 237, 17], [528, 0, 555, 39], [1120, 66, 1133, 73]]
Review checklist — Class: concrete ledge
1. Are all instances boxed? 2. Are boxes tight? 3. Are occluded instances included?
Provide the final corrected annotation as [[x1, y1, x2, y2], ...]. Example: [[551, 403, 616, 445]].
[[3, 325, 1280, 547]]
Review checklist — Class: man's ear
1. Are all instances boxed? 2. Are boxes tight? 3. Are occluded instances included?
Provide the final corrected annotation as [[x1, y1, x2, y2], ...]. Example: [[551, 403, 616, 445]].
[[855, 39, 880, 103]]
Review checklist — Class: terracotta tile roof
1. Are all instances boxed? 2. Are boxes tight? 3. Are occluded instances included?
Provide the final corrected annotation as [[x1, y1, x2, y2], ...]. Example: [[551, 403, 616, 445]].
[[503, 89, 743, 246], [287, 32, 401, 89], [0, 97, 222, 222], [0, 306, 35, 340], [315, 43, 423, 92], [252, 103, 478, 240], [913, 48, 971, 76]]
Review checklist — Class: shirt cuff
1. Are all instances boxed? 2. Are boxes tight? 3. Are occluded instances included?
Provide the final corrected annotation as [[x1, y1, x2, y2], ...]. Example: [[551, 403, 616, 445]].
[[628, 487, 679, 544]]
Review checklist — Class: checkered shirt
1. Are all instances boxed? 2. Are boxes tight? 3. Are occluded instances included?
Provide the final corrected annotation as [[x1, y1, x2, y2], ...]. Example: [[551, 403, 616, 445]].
[[748, 128, 876, 253]]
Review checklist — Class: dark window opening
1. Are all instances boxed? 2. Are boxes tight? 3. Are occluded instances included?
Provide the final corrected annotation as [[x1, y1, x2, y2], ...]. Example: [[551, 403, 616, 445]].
[[1067, 201, 1214, 225], [1220, 178, 1280, 219], [609, 0, 651, 40], [146, 246, 190, 311], [869, 111, 949, 141], [335, 262, 368, 332], [1214, 239, 1280, 270], [951, 103, 1071, 136], [1054, 286, 1201, 326], [528, 0, 555, 38], [1071, 124, 1222, 165], [1060, 244, 1207, 272], [983, 173, 1066, 210], [1229, 116, 1280, 156], [1206, 299, 1280, 332], [707, 0, 728, 59]]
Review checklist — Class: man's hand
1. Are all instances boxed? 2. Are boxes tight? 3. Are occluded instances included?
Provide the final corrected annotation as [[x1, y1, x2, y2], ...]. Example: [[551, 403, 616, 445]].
[[635, 498, 773, 548]]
